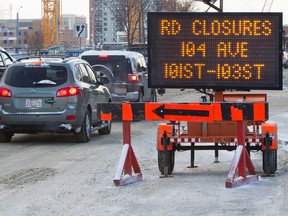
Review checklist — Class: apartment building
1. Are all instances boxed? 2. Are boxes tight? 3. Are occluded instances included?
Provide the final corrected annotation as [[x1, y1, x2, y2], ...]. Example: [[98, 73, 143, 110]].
[[89, 0, 177, 48]]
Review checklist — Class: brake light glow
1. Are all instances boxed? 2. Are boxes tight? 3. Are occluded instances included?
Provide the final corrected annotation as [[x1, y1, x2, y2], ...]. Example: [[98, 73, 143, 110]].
[[99, 55, 108, 58], [31, 61, 44, 65], [66, 115, 76, 120], [56, 86, 81, 97], [0, 88, 12, 97], [128, 74, 139, 83]]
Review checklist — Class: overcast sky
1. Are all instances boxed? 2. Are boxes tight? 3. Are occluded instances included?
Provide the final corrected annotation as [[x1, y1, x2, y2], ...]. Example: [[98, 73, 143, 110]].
[[0, 0, 287, 25]]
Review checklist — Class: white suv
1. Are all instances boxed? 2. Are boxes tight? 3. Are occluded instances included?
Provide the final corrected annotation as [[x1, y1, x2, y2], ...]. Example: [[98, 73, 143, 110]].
[[79, 50, 157, 102]]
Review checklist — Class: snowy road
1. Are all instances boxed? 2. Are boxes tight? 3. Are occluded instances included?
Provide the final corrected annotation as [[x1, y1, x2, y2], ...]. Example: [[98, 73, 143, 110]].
[[0, 70, 288, 215]]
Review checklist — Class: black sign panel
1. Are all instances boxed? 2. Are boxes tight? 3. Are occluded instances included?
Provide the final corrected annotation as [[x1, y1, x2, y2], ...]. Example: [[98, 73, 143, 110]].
[[148, 12, 282, 90]]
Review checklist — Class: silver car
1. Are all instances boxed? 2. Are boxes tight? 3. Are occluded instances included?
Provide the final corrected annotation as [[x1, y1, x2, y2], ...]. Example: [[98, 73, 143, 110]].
[[0, 57, 112, 143]]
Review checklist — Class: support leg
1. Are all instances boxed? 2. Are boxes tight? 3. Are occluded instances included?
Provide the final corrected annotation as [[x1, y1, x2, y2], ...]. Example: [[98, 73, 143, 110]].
[[225, 121, 259, 188], [113, 121, 142, 186], [214, 143, 220, 163], [187, 143, 198, 168]]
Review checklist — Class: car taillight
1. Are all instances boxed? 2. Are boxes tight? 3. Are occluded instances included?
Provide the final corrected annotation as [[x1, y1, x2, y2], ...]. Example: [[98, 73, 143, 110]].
[[56, 86, 81, 97], [0, 88, 12, 97], [128, 74, 139, 83], [99, 55, 108, 58]]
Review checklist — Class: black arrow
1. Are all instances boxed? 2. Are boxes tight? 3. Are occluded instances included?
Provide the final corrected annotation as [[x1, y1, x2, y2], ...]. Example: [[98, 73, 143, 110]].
[[78, 25, 85, 37], [152, 105, 210, 119]]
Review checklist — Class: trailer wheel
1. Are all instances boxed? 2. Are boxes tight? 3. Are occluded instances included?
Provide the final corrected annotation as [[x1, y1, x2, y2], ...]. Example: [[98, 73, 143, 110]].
[[263, 149, 277, 175], [158, 150, 175, 175]]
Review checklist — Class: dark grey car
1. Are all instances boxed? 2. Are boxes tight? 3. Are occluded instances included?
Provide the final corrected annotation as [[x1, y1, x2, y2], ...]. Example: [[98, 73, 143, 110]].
[[0, 57, 112, 143], [79, 50, 157, 102]]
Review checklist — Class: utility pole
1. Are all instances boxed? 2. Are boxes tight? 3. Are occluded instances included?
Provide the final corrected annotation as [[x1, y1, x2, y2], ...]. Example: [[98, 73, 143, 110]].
[[16, 6, 23, 54]]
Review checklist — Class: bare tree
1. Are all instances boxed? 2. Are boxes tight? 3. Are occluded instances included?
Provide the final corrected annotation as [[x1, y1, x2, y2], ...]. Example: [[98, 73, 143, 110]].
[[27, 30, 44, 55], [107, 0, 196, 50], [176, 0, 197, 12], [107, 0, 150, 50]]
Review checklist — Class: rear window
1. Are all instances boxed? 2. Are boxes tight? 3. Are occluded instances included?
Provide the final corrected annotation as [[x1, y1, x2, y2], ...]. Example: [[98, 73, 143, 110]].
[[4, 65, 67, 87], [81, 55, 131, 82]]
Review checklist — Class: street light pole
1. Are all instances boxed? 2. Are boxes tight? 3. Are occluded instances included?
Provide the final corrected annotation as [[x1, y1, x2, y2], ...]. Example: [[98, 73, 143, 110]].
[[91, 4, 102, 50], [16, 6, 23, 54], [195, 0, 223, 12]]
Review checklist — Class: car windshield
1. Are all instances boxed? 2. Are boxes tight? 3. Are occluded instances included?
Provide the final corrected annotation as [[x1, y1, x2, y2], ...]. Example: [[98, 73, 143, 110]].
[[4, 65, 67, 87], [81, 55, 131, 82]]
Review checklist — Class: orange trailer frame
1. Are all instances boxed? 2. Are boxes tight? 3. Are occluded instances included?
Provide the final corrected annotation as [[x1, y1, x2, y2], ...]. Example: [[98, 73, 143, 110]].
[[98, 94, 277, 188]]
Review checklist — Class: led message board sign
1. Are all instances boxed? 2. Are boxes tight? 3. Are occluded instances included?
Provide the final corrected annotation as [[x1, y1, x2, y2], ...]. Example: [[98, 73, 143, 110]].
[[148, 12, 282, 90]]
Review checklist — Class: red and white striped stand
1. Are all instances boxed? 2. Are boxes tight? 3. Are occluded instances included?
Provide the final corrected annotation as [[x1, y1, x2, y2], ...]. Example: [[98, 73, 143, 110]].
[[113, 121, 142, 186], [225, 121, 259, 188]]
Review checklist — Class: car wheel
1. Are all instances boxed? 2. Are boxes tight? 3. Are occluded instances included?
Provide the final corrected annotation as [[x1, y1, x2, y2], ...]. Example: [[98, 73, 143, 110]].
[[150, 89, 157, 102], [75, 110, 91, 143], [137, 91, 144, 102], [0, 131, 13, 142], [98, 120, 112, 135]]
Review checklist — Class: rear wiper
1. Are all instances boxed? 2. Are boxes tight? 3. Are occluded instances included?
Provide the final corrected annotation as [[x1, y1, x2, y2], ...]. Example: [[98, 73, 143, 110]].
[[33, 80, 57, 86]]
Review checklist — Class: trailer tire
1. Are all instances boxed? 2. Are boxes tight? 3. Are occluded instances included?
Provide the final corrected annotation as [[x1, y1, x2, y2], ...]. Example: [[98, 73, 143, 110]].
[[158, 150, 175, 175], [263, 149, 277, 175]]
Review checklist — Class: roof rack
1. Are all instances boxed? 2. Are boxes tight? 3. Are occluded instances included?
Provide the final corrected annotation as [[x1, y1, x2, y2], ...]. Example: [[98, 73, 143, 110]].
[[16, 55, 66, 62]]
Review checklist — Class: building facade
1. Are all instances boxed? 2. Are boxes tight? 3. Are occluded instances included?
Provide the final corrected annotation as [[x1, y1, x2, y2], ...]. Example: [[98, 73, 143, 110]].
[[88, 0, 178, 49], [0, 19, 41, 55], [62, 14, 87, 50], [0, 14, 87, 54]]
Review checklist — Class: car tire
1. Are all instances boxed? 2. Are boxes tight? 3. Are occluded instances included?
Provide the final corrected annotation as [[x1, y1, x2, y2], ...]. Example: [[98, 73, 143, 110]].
[[137, 91, 144, 102], [75, 110, 91, 143], [0, 131, 13, 142], [98, 120, 112, 135], [150, 89, 157, 102]]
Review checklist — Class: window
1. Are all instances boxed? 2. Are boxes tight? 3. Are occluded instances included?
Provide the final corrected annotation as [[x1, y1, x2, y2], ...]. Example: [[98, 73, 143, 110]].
[[0, 55, 4, 66], [84, 64, 96, 84], [5, 66, 67, 87], [3, 53, 13, 65], [75, 64, 91, 83]]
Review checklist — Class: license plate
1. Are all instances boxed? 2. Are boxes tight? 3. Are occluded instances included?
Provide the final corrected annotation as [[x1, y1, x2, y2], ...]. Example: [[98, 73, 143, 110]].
[[25, 99, 42, 108], [114, 87, 127, 95]]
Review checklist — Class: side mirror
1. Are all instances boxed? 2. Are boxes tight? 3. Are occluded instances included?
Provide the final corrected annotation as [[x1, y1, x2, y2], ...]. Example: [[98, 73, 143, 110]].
[[141, 66, 147, 72], [99, 76, 109, 84]]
